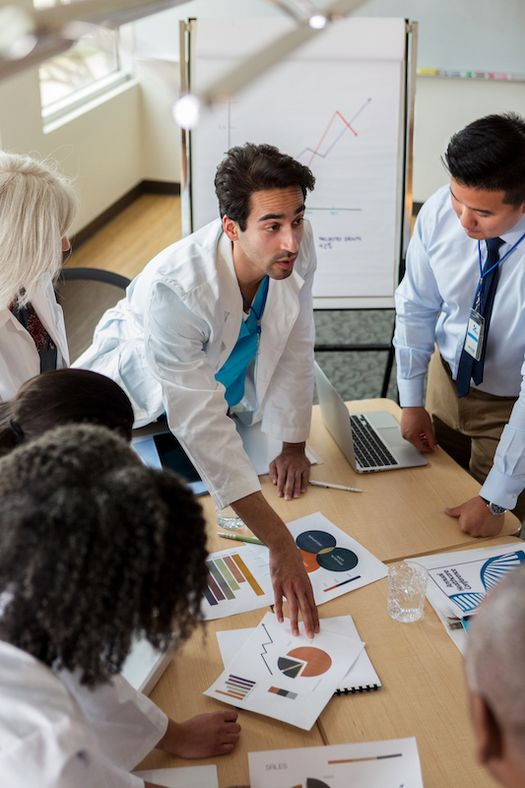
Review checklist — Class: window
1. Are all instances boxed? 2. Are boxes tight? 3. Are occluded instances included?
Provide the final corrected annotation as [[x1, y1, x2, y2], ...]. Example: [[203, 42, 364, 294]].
[[34, 0, 124, 115]]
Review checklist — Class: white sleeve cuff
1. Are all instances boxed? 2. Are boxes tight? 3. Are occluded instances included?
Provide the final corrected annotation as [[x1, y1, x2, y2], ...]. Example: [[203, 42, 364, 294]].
[[397, 377, 426, 408], [480, 468, 524, 511]]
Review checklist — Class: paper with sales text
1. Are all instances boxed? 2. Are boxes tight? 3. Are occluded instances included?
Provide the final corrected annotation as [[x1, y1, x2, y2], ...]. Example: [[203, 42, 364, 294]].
[[248, 737, 423, 788], [205, 611, 363, 729]]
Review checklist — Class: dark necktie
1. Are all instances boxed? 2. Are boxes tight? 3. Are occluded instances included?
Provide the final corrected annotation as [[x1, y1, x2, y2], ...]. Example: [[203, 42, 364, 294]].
[[455, 236, 505, 398]]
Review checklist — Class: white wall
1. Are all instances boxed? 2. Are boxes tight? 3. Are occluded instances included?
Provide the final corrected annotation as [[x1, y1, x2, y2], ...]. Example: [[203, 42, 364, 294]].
[[0, 0, 143, 234], [1, 0, 524, 235], [413, 78, 525, 201]]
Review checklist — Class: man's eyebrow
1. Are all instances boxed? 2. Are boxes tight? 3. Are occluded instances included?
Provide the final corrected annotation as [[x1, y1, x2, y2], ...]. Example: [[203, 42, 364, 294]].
[[449, 187, 493, 213], [257, 204, 305, 222]]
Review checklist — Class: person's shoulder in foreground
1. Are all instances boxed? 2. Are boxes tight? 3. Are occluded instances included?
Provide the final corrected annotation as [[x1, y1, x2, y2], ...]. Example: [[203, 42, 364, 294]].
[[466, 565, 525, 787], [0, 423, 240, 787]]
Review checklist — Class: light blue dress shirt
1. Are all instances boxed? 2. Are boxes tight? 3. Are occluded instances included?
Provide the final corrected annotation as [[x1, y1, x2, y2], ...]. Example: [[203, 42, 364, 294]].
[[394, 184, 525, 509]]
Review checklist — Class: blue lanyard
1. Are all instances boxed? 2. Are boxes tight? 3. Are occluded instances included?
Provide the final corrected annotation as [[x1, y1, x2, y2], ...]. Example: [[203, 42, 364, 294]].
[[474, 231, 525, 308]]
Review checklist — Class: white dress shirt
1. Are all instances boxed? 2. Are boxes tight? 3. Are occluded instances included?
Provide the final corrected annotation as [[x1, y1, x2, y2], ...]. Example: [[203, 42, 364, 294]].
[[0, 640, 167, 787], [394, 185, 525, 509]]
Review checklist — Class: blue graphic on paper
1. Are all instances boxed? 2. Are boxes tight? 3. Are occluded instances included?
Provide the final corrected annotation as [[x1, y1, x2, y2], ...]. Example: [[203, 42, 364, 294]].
[[450, 551, 525, 613]]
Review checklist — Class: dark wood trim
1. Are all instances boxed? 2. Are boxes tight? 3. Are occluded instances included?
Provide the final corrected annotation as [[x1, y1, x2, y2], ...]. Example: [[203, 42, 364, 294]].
[[71, 180, 180, 249], [141, 179, 180, 196]]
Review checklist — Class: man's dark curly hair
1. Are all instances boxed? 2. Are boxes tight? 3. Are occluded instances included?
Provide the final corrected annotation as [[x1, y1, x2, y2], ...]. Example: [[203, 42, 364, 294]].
[[214, 142, 315, 230], [0, 424, 208, 687], [443, 112, 525, 205]]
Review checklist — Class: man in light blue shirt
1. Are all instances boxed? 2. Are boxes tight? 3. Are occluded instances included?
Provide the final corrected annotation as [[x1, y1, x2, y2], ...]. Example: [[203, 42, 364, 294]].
[[394, 113, 525, 537]]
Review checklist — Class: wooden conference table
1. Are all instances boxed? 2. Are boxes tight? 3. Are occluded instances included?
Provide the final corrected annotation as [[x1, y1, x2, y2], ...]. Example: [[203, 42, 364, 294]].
[[140, 399, 521, 786]]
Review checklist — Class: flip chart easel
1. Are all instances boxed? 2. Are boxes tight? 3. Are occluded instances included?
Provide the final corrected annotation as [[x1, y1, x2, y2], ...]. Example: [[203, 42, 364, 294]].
[[180, 16, 417, 395]]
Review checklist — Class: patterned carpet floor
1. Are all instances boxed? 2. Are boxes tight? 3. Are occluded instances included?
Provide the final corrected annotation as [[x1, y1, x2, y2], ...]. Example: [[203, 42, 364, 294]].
[[313, 309, 397, 403]]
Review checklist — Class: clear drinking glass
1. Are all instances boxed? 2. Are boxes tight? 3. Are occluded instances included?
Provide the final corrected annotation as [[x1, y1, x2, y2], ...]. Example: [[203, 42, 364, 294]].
[[387, 561, 428, 623], [216, 504, 244, 531]]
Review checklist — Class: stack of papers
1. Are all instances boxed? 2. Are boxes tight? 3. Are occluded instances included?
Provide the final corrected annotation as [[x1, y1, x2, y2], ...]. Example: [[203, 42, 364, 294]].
[[205, 612, 365, 730], [216, 615, 381, 695]]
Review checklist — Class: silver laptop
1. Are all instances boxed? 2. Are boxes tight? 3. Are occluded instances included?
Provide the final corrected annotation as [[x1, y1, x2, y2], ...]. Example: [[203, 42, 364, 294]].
[[315, 363, 427, 473]]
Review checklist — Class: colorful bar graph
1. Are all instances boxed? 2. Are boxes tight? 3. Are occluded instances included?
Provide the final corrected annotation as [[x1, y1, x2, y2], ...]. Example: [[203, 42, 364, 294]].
[[207, 560, 235, 600], [203, 551, 266, 606], [232, 552, 265, 596], [217, 674, 256, 701]]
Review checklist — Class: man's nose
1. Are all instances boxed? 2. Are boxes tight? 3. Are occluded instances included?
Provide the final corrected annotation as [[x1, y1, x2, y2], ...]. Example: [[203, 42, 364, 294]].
[[281, 227, 300, 253]]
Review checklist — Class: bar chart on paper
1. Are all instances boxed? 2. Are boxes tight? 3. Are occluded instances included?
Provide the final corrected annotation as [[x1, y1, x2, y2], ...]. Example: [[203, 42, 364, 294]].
[[201, 547, 272, 619]]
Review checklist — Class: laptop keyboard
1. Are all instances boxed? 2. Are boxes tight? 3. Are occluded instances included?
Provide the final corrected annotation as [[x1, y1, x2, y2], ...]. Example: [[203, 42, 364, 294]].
[[350, 414, 398, 469]]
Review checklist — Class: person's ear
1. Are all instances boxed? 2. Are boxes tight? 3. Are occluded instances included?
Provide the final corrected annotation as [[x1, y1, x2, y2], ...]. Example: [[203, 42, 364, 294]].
[[223, 215, 240, 242], [61, 237, 71, 252], [471, 693, 504, 765]]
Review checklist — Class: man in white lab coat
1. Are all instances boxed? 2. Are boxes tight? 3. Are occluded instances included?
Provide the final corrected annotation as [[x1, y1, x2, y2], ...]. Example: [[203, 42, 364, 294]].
[[77, 143, 319, 636]]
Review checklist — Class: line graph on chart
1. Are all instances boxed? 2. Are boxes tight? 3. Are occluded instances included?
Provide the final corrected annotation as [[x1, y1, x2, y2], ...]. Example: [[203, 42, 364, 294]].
[[297, 99, 372, 168]]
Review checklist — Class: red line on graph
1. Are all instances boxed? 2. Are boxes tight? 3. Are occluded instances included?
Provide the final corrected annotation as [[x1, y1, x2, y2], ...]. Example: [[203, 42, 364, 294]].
[[297, 98, 372, 167], [307, 110, 357, 167]]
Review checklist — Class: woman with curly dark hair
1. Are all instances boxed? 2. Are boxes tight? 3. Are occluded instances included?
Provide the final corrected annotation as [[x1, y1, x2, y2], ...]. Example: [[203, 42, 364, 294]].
[[0, 424, 240, 787]]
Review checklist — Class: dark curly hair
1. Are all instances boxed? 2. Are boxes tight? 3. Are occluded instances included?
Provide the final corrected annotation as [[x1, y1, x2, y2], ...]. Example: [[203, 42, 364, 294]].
[[0, 368, 135, 456], [0, 424, 208, 687], [443, 112, 525, 205], [214, 142, 315, 230]]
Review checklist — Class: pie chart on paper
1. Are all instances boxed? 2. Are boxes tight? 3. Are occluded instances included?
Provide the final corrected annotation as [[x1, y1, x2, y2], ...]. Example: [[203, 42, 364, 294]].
[[290, 780, 331, 788], [277, 646, 332, 678]]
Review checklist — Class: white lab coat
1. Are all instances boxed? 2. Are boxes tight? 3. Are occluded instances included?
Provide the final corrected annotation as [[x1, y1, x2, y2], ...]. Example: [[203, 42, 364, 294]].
[[76, 219, 317, 507], [0, 274, 69, 401], [0, 640, 167, 787]]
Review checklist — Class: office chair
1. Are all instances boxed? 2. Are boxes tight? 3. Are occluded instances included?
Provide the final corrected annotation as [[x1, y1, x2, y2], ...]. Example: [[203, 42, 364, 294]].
[[56, 267, 130, 363]]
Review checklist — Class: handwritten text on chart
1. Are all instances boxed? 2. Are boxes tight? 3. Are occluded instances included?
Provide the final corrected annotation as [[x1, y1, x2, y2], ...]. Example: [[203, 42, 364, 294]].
[[318, 235, 362, 251]]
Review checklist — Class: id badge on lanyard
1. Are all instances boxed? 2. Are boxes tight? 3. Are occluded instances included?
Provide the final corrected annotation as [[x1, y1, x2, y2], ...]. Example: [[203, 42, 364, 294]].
[[463, 308, 485, 361]]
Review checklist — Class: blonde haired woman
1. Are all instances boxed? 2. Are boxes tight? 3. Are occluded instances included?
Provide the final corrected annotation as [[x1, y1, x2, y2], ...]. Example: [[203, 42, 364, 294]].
[[0, 151, 77, 400]]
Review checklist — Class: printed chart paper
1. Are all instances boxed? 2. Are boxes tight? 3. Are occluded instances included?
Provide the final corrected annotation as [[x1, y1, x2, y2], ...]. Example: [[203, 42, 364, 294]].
[[248, 737, 423, 788], [201, 545, 272, 620], [205, 612, 363, 730], [414, 542, 525, 653], [245, 512, 387, 606], [216, 615, 381, 694], [133, 765, 218, 788]]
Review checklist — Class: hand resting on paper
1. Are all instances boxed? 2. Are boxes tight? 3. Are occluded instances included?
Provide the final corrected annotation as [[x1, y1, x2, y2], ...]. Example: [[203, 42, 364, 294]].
[[232, 492, 319, 638]]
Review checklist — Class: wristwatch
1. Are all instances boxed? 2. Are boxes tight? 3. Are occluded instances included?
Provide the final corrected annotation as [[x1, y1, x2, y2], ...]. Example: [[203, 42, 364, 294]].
[[480, 497, 507, 516]]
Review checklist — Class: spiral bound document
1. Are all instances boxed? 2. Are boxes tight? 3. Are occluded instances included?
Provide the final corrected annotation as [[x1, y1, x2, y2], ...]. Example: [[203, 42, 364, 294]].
[[216, 615, 381, 697], [332, 615, 382, 695]]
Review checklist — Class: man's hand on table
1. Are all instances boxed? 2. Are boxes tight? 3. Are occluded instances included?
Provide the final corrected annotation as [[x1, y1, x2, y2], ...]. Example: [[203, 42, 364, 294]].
[[269, 441, 311, 500], [401, 406, 438, 452], [445, 496, 505, 537]]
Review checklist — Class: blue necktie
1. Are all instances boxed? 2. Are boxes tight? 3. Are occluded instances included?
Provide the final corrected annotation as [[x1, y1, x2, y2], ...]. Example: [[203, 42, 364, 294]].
[[455, 237, 505, 398]]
